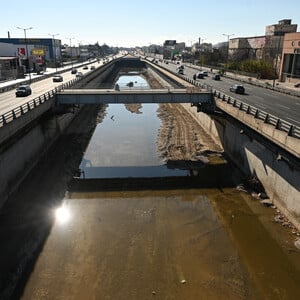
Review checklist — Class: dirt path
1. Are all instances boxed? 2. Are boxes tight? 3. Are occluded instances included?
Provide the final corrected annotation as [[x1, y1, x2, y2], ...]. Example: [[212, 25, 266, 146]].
[[157, 103, 223, 162]]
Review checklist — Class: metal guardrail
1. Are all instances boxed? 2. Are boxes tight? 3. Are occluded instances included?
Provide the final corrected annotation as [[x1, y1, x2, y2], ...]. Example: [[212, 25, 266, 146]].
[[212, 90, 300, 139], [0, 78, 80, 127], [1, 57, 299, 140], [144, 57, 300, 139]]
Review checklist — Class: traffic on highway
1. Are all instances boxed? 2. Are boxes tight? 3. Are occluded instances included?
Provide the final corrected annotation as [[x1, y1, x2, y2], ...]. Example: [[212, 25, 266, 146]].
[[0, 55, 300, 130], [158, 60, 300, 128], [0, 56, 114, 116]]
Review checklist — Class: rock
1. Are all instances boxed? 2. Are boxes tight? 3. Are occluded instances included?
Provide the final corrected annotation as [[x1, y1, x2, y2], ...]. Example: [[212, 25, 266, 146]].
[[282, 222, 290, 227], [152, 291, 156, 295], [181, 279, 187, 284], [236, 184, 247, 193], [260, 199, 273, 207], [274, 215, 284, 223], [258, 192, 268, 199], [294, 238, 300, 250]]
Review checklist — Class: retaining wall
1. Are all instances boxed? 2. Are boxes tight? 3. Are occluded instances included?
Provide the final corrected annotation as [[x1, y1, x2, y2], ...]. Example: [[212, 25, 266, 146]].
[[181, 103, 300, 230], [0, 108, 81, 207]]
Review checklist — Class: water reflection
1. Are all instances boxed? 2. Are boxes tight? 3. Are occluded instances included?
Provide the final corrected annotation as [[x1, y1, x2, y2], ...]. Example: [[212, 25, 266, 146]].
[[55, 204, 71, 224], [79, 104, 189, 178], [115, 74, 149, 90]]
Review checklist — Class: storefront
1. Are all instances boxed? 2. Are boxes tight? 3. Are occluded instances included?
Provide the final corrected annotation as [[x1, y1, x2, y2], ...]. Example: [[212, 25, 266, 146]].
[[279, 32, 300, 82]]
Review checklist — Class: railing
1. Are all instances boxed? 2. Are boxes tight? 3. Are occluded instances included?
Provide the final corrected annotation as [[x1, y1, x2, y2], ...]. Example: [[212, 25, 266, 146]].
[[212, 90, 300, 139], [0, 78, 79, 127], [144, 56, 300, 139]]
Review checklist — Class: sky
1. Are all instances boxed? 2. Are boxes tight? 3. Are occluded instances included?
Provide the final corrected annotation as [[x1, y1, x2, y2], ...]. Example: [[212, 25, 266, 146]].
[[2, 0, 300, 47]]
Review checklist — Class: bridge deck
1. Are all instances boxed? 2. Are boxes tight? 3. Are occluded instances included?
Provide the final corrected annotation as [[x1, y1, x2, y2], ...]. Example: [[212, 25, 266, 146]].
[[56, 88, 213, 104]]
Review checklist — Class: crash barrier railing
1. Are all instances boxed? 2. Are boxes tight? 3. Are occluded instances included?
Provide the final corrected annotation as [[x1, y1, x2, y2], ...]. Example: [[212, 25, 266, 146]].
[[0, 78, 80, 127], [0, 59, 99, 94], [146, 58, 300, 140], [213, 90, 300, 139]]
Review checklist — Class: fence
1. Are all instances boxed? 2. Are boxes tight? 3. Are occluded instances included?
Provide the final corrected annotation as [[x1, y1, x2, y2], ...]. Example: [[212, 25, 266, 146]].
[[0, 78, 79, 127]]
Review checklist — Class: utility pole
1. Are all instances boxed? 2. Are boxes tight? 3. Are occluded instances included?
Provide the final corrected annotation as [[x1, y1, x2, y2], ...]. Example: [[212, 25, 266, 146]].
[[222, 33, 234, 74], [66, 37, 75, 68], [49, 33, 59, 72], [17, 26, 33, 84]]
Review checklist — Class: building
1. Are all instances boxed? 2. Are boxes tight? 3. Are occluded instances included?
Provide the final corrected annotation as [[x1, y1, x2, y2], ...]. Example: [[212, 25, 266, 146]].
[[0, 56, 18, 81], [228, 19, 297, 70], [0, 37, 62, 71], [279, 32, 300, 82]]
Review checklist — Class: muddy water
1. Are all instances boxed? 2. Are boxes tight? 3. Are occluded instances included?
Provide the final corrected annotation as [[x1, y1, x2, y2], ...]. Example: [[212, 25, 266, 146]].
[[79, 103, 189, 178], [11, 77, 300, 299], [21, 190, 258, 300]]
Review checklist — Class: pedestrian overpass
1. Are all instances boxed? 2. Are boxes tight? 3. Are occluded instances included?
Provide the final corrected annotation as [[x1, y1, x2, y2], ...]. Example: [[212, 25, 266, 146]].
[[55, 88, 213, 104]]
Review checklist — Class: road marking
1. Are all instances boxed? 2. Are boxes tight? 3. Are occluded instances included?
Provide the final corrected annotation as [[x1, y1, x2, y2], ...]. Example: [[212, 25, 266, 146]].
[[286, 117, 300, 125], [275, 103, 290, 109]]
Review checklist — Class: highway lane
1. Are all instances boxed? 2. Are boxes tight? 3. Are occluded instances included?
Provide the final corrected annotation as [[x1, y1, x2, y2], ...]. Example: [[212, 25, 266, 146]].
[[0, 59, 110, 116], [162, 61, 300, 127]]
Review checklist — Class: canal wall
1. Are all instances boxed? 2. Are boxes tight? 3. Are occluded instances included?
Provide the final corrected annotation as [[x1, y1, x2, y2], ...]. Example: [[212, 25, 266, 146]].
[[0, 107, 82, 208], [181, 103, 300, 230]]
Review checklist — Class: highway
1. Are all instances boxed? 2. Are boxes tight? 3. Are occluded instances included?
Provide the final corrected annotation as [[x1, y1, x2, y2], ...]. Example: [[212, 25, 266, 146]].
[[161, 61, 300, 127], [0, 58, 110, 116], [0, 56, 300, 128]]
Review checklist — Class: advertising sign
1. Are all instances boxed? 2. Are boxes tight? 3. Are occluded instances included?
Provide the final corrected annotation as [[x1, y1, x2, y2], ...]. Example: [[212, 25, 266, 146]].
[[32, 49, 45, 56], [18, 48, 26, 57]]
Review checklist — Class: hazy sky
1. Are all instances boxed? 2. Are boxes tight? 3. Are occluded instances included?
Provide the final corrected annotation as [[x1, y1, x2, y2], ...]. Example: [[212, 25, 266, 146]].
[[2, 0, 300, 47]]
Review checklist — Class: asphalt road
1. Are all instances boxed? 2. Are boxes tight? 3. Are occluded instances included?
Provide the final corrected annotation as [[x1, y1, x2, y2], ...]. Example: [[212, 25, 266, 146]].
[[0, 59, 110, 116], [162, 61, 300, 127], [1, 57, 300, 127]]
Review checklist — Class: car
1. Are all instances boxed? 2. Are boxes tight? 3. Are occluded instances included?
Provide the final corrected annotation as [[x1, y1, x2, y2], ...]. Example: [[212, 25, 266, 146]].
[[52, 75, 63, 82], [197, 72, 204, 79], [230, 84, 245, 94], [71, 69, 77, 74], [16, 85, 32, 97], [212, 74, 221, 80], [177, 69, 184, 75], [76, 72, 83, 78], [202, 71, 208, 76], [83, 66, 88, 70], [294, 82, 300, 88], [90, 66, 96, 70]]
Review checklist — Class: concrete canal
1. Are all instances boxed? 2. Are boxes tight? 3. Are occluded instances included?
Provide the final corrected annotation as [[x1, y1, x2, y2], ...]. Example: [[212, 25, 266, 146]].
[[0, 75, 300, 299]]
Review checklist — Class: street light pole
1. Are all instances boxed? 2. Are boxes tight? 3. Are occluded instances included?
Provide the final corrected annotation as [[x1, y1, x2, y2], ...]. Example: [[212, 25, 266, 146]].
[[17, 26, 32, 84], [66, 37, 74, 68], [199, 37, 206, 70], [49, 33, 59, 73], [222, 33, 234, 74]]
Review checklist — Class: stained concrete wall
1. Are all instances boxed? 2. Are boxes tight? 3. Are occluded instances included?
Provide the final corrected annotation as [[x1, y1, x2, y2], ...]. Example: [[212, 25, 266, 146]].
[[0, 109, 81, 207], [181, 103, 300, 230]]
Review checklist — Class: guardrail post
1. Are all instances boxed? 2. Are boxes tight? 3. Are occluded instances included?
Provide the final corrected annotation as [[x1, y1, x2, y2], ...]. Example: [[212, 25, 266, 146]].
[[254, 109, 259, 118], [2, 115, 7, 125], [264, 114, 269, 123], [27, 102, 31, 111], [12, 110, 16, 119], [246, 106, 250, 114], [222, 95, 226, 101], [239, 102, 243, 110], [275, 118, 280, 129], [20, 106, 24, 114], [288, 125, 294, 136], [233, 99, 236, 107]]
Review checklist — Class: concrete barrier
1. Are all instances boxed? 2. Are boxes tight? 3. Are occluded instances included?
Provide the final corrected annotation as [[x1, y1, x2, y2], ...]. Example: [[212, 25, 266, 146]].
[[180, 103, 300, 231]]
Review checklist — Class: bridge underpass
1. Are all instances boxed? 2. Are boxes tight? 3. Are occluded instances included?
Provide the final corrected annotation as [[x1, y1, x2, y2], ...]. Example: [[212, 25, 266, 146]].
[[55, 88, 213, 104], [55, 56, 214, 106]]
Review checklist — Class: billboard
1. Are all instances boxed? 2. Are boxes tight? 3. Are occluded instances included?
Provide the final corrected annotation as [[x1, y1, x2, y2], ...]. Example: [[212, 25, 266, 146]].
[[18, 47, 26, 57], [32, 48, 45, 56]]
